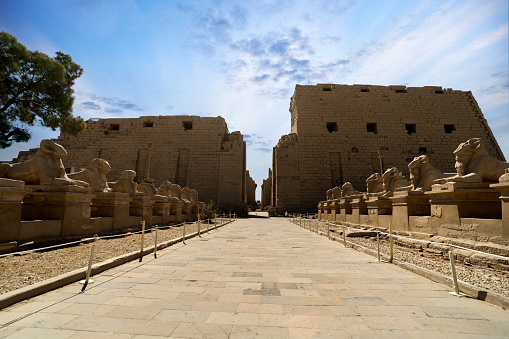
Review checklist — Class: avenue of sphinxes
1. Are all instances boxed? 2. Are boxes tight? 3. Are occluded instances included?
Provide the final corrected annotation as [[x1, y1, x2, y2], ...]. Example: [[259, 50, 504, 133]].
[[1, 83, 508, 254]]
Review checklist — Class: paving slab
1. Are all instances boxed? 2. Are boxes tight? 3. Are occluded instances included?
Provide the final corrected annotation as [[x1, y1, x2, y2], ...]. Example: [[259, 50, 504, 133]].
[[1, 213, 508, 338]]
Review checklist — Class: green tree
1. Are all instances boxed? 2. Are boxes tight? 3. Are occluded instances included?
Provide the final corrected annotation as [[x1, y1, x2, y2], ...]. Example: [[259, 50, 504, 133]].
[[0, 31, 86, 148], [200, 200, 220, 223]]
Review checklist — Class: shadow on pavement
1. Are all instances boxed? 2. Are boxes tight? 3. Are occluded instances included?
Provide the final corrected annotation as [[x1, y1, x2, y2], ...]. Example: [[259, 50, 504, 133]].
[[248, 212, 270, 218]]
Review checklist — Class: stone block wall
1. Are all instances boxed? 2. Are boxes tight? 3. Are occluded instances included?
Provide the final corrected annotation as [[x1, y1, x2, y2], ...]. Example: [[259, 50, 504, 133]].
[[273, 84, 505, 212], [273, 133, 300, 212], [246, 170, 257, 208], [261, 169, 272, 208], [55, 116, 247, 212]]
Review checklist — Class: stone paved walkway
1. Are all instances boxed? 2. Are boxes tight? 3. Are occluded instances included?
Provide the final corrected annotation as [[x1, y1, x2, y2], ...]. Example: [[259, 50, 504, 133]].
[[1, 213, 508, 338]]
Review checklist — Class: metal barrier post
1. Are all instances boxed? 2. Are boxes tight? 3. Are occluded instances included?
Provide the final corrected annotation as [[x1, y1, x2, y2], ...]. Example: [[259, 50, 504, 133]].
[[377, 232, 380, 261], [198, 214, 201, 237], [183, 222, 186, 244], [154, 226, 158, 258], [327, 222, 330, 239], [214, 214, 217, 229], [343, 226, 346, 247], [389, 222, 394, 263], [139, 220, 146, 262], [80, 234, 98, 292], [449, 245, 461, 296], [299, 215, 302, 227]]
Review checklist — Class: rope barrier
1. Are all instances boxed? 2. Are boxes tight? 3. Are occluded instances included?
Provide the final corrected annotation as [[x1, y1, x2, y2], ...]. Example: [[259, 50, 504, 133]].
[[290, 214, 509, 261], [0, 219, 218, 259]]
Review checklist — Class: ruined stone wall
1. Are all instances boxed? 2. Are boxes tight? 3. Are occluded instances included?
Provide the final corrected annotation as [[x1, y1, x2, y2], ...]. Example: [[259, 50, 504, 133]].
[[56, 115, 247, 212], [273, 133, 300, 212], [274, 84, 505, 212], [246, 170, 257, 207], [261, 169, 272, 208]]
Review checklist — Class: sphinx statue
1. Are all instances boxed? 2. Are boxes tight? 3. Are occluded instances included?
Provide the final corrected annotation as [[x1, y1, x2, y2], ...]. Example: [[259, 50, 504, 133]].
[[166, 182, 183, 200], [381, 167, 411, 196], [157, 180, 186, 203], [0, 139, 88, 190], [181, 187, 193, 203], [499, 168, 509, 183], [137, 178, 168, 201], [68, 158, 112, 192], [326, 188, 333, 201], [108, 170, 143, 196], [190, 188, 199, 203], [405, 155, 449, 191], [341, 182, 361, 197], [366, 173, 384, 195], [331, 186, 342, 199], [434, 138, 509, 184]]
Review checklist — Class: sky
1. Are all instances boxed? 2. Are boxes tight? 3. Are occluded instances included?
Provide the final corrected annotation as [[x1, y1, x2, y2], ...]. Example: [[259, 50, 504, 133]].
[[1, 0, 508, 201]]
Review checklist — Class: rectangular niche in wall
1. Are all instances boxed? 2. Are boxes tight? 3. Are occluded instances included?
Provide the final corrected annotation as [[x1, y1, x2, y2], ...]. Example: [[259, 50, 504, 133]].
[[367, 123, 378, 134], [327, 122, 338, 133], [444, 124, 456, 134], [405, 123, 416, 135]]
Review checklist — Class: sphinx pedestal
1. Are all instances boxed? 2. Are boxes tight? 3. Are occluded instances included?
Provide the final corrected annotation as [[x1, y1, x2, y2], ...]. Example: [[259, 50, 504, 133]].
[[330, 199, 340, 222], [187, 203, 197, 222], [153, 201, 171, 225], [352, 196, 368, 225], [22, 189, 95, 238], [390, 191, 431, 232], [322, 201, 331, 221], [0, 179, 31, 243], [169, 200, 184, 223], [129, 195, 154, 227], [91, 192, 130, 231], [490, 181, 509, 239], [426, 182, 502, 238], [339, 198, 352, 223], [317, 201, 325, 220], [365, 196, 392, 228]]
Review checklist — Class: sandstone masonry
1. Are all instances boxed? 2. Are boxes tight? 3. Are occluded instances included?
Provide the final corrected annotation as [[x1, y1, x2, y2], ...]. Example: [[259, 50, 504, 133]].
[[55, 116, 247, 213], [272, 84, 505, 213]]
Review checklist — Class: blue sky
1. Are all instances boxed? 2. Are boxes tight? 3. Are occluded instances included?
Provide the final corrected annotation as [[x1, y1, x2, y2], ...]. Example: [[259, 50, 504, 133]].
[[1, 0, 508, 200]]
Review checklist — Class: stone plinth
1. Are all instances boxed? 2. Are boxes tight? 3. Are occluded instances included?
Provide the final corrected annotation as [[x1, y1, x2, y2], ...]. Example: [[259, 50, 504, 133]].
[[339, 198, 352, 223], [129, 195, 154, 225], [427, 182, 501, 220], [427, 182, 501, 236], [390, 191, 431, 232], [365, 196, 392, 228], [351, 196, 367, 225], [490, 181, 509, 239], [0, 179, 31, 243], [323, 201, 331, 221], [21, 190, 95, 237], [91, 192, 130, 230], [318, 201, 325, 220], [187, 203, 197, 222], [169, 199, 184, 223], [153, 201, 171, 225], [330, 199, 340, 222]]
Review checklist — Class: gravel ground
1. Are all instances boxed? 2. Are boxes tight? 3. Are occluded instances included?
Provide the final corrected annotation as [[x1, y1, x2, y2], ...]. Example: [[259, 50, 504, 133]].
[[0, 221, 218, 295], [300, 220, 509, 299]]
